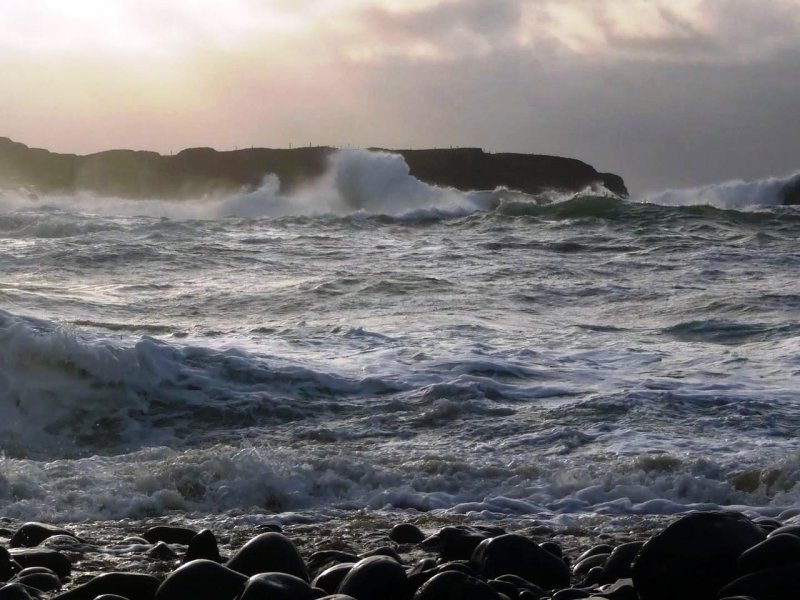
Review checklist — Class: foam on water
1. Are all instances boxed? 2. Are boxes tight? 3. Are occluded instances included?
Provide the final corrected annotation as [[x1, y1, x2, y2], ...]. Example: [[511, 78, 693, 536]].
[[3, 157, 800, 524], [0, 150, 500, 221], [641, 172, 800, 209]]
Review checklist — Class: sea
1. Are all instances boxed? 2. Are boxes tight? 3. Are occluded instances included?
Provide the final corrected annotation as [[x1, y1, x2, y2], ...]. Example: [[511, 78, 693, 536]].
[[1, 149, 800, 539]]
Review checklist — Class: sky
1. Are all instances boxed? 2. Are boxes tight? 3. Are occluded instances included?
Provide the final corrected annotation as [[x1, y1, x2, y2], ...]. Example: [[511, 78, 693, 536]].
[[2, 0, 800, 193]]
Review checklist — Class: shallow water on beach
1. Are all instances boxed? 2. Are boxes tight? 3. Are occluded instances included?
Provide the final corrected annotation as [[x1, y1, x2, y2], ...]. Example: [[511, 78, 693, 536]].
[[1, 150, 800, 530]]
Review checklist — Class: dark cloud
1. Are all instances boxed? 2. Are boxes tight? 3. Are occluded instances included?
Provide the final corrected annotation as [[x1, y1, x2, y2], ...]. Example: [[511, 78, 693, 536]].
[[4, 0, 800, 192], [348, 37, 800, 192]]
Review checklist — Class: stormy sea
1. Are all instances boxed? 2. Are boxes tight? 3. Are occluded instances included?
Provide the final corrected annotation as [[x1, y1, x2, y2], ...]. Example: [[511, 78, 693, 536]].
[[1, 150, 800, 594]]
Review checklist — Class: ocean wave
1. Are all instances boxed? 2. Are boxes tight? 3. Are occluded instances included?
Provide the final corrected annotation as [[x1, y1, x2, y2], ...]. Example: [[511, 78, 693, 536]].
[[642, 172, 800, 210], [662, 319, 800, 345], [5, 152, 800, 227], [0, 310, 374, 458], [1, 441, 799, 521]]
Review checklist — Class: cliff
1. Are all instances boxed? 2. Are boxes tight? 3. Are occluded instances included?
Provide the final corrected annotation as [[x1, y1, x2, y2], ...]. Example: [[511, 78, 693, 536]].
[[0, 137, 629, 198]]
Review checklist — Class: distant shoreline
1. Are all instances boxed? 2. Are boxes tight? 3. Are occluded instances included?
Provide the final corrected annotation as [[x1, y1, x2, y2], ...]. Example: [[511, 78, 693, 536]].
[[0, 137, 628, 199]]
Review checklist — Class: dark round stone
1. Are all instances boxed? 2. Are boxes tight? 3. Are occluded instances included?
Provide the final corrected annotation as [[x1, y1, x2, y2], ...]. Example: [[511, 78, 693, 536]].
[[307, 552, 359, 579], [413, 570, 501, 600], [407, 558, 437, 577], [9, 524, 79, 549], [239, 572, 315, 600], [493, 574, 544, 596], [602, 542, 644, 582], [359, 546, 402, 563], [738, 533, 800, 574], [572, 554, 609, 578], [0, 583, 35, 600], [143, 527, 198, 546], [767, 524, 800, 538], [93, 596, 132, 600], [552, 589, 591, 600], [0, 549, 21, 583], [631, 511, 766, 600], [539, 542, 563, 558], [487, 579, 518, 598], [183, 530, 221, 564], [148, 542, 178, 561], [312, 563, 355, 595], [575, 545, 614, 564], [14, 567, 56, 578], [471, 534, 570, 591], [227, 533, 308, 580], [316, 596, 358, 600], [9, 549, 71, 580], [13, 572, 60, 593], [597, 578, 637, 600], [718, 564, 800, 600], [337, 556, 407, 600], [390, 524, 425, 545], [54, 573, 160, 600], [754, 517, 782, 533], [155, 559, 247, 600], [421, 526, 493, 561]]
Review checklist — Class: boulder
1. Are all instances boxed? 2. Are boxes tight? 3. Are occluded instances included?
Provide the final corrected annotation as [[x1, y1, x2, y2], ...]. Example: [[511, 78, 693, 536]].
[[9, 549, 71, 580], [337, 556, 408, 600], [183, 530, 221, 564], [413, 570, 501, 600], [52, 573, 160, 600], [238, 572, 315, 600], [471, 534, 570, 591], [155, 559, 246, 600], [718, 564, 800, 600], [10, 524, 80, 549], [227, 533, 307, 580], [631, 512, 765, 600], [143, 527, 197, 546], [737, 533, 800, 574], [390, 524, 425, 545]]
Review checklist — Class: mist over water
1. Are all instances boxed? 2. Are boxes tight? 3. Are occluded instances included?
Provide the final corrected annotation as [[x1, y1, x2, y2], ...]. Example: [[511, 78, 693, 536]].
[[2, 150, 800, 524]]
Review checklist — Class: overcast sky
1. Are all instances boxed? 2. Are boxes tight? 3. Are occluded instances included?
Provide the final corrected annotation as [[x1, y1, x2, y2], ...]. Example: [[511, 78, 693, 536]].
[[2, 0, 799, 192]]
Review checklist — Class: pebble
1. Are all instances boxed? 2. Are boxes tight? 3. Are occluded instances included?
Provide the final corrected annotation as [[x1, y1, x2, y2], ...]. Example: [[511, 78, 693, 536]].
[[51, 573, 159, 600], [155, 559, 246, 600], [239, 572, 315, 600], [737, 532, 800, 574], [0, 512, 797, 600], [226, 532, 308, 580], [311, 563, 355, 595], [10, 525, 80, 550], [389, 524, 425, 545], [143, 527, 197, 546], [182, 530, 221, 564], [8, 550, 70, 581], [337, 556, 407, 600], [471, 533, 570, 591]]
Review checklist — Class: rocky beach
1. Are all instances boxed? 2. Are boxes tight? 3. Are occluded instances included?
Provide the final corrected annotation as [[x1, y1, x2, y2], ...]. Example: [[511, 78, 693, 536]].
[[2, 510, 800, 599]]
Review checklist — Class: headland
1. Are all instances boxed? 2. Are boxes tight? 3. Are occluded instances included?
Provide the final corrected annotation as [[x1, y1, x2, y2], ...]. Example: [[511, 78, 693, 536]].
[[0, 137, 628, 198]]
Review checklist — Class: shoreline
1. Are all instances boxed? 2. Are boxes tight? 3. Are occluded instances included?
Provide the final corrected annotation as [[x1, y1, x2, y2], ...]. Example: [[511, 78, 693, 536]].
[[2, 509, 797, 598]]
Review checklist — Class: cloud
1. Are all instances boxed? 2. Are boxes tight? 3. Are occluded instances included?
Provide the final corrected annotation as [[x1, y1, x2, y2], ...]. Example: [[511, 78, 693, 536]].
[[3, 0, 800, 191]]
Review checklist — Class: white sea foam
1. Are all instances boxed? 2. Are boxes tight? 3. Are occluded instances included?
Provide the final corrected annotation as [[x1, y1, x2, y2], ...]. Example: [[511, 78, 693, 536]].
[[0, 150, 500, 221], [641, 172, 800, 209], [1, 437, 799, 522], [3, 165, 800, 524]]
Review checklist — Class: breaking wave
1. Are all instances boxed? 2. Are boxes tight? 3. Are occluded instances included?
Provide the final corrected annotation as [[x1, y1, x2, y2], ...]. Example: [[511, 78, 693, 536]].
[[641, 172, 800, 210]]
